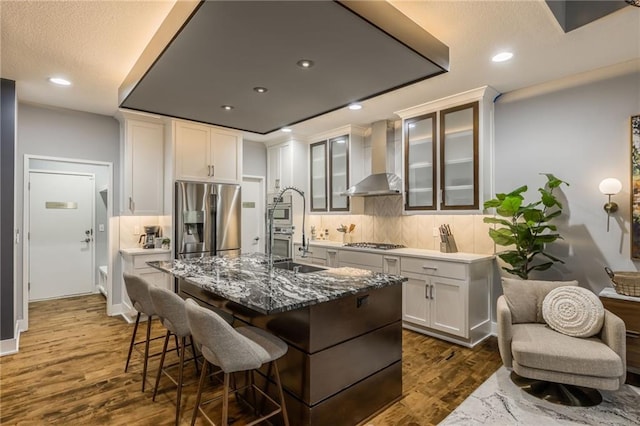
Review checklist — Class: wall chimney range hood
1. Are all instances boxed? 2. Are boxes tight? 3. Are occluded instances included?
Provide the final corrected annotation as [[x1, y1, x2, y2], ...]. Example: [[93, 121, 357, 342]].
[[343, 120, 403, 197]]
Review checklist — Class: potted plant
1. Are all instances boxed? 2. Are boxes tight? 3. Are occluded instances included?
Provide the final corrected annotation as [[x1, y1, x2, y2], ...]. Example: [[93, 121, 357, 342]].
[[483, 173, 569, 280], [161, 238, 171, 250]]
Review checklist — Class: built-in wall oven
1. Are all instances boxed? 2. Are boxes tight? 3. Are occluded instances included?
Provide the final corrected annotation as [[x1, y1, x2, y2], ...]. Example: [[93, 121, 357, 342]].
[[271, 231, 293, 259], [267, 193, 292, 226]]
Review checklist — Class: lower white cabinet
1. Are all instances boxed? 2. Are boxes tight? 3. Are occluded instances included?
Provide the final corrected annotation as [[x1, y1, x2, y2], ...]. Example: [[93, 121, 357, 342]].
[[400, 256, 492, 347], [121, 249, 172, 317]]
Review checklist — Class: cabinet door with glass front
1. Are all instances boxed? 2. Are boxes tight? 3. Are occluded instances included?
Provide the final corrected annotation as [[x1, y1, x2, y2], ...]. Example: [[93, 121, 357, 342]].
[[440, 101, 478, 210], [310, 141, 327, 211], [404, 113, 436, 210], [329, 135, 349, 211]]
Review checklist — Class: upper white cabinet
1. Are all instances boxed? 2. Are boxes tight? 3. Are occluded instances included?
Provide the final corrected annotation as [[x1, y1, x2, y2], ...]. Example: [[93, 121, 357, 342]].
[[396, 86, 497, 212], [118, 112, 165, 215], [173, 120, 242, 184], [308, 125, 365, 212], [266, 139, 307, 194]]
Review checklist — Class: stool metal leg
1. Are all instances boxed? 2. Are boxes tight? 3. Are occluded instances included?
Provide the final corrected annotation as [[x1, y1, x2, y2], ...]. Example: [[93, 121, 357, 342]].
[[175, 336, 186, 426], [222, 373, 231, 426], [191, 360, 209, 426], [273, 361, 289, 426], [124, 312, 141, 372], [189, 335, 199, 375], [142, 315, 153, 392], [152, 330, 171, 401]]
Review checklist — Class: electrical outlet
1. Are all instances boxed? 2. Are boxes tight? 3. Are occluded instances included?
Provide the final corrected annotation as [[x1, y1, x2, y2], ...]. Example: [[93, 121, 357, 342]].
[[433, 227, 440, 237], [134, 225, 140, 234], [98, 224, 105, 232]]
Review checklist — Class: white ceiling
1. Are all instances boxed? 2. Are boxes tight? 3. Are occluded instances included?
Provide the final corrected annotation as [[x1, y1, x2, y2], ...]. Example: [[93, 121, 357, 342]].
[[1, 0, 639, 144]]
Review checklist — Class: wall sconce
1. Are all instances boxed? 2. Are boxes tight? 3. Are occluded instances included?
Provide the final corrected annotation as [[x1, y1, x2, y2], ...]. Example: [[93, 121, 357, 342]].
[[599, 178, 622, 232]]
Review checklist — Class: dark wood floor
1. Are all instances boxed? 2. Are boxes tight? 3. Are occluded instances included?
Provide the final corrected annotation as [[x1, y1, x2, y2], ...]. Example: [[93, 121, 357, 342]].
[[0, 294, 502, 425]]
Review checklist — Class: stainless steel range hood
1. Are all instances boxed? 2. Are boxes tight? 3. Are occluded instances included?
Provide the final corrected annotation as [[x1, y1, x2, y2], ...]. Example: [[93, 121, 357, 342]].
[[342, 120, 402, 197]]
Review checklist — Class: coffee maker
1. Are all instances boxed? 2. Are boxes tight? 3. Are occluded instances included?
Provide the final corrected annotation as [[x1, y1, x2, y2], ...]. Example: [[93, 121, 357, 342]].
[[139, 225, 160, 249]]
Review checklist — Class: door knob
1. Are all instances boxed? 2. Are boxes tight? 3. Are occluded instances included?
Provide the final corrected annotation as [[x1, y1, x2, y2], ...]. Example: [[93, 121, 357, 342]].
[[254, 237, 260, 241], [81, 238, 91, 243]]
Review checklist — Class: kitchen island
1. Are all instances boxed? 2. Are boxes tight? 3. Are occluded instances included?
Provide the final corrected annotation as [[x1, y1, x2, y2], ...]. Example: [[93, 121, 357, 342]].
[[149, 254, 407, 426]]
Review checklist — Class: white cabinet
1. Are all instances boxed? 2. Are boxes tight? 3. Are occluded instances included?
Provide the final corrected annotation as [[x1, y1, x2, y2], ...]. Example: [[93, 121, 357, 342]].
[[383, 255, 400, 275], [326, 248, 339, 268], [338, 250, 383, 273], [119, 115, 165, 215], [294, 243, 328, 266], [174, 120, 242, 183], [396, 86, 498, 212], [400, 255, 492, 347], [121, 249, 172, 318], [267, 142, 293, 192]]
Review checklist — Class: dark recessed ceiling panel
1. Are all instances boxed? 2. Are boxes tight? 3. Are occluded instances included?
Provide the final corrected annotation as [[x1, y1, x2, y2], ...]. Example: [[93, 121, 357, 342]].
[[120, 1, 448, 134]]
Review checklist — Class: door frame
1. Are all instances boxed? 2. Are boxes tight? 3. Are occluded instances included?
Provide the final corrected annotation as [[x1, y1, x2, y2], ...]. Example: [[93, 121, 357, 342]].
[[241, 175, 265, 254], [22, 155, 113, 330]]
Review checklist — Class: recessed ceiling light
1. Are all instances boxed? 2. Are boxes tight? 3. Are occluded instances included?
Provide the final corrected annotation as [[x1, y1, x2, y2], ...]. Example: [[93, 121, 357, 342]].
[[281, 127, 292, 133], [48, 77, 71, 86], [492, 52, 513, 63], [348, 103, 362, 110], [221, 105, 234, 111], [253, 87, 268, 93], [296, 59, 314, 69]]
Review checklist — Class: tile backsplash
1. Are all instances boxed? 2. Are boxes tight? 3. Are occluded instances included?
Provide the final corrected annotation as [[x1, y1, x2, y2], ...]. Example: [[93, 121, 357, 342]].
[[307, 196, 495, 255], [119, 215, 171, 249]]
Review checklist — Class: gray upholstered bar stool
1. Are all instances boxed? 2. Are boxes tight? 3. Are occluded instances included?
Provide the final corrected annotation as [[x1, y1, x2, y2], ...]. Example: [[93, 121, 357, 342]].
[[123, 273, 163, 392], [185, 299, 290, 426], [148, 286, 200, 426]]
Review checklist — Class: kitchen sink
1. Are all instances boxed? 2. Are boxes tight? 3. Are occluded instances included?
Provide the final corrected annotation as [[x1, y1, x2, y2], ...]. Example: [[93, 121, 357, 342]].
[[273, 261, 327, 274]]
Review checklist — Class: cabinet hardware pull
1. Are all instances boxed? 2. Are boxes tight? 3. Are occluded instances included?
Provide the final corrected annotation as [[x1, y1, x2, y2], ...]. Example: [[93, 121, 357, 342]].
[[430, 284, 434, 300], [425, 284, 429, 299], [422, 265, 437, 270], [384, 257, 398, 262], [211, 165, 214, 176], [207, 165, 212, 176], [327, 250, 337, 254]]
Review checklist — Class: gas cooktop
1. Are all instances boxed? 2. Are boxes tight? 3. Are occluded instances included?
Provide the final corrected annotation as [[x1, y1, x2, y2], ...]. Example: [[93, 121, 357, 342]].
[[343, 242, 406, 250]]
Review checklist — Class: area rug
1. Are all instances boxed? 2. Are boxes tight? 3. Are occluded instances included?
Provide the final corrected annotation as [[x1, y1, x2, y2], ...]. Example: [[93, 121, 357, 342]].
[[439, 367, 640, 425]]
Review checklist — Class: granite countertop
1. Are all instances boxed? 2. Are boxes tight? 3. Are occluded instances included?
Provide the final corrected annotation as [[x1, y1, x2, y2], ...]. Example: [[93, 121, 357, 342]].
[[148, 253, 407, 315], [297, 240, 494, 263]]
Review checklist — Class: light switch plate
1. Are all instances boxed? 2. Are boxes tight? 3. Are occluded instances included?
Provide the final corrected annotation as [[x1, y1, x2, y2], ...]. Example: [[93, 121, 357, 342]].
[[98, 224, 105, 232]]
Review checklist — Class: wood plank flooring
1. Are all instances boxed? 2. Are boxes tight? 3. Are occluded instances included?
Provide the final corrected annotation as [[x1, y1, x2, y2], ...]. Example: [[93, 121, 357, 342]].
[[0, 295, 502, 425]]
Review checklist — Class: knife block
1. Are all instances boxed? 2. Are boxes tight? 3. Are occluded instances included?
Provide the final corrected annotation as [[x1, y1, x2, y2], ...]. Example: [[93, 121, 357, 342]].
[[440, 235, 458, 253]]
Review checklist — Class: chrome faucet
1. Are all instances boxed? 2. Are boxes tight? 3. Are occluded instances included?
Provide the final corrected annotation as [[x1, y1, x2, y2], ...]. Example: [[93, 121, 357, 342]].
[[267, 186, 309, 269]]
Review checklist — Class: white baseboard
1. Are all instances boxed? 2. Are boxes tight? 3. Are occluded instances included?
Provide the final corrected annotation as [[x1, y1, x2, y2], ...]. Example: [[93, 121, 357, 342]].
[[491, 321, 497, 336], [0, 322, 23, 356]]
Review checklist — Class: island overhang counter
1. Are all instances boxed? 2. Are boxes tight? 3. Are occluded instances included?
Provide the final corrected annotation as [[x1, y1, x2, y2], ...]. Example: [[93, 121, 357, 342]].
[[148, 254, 407, 426]]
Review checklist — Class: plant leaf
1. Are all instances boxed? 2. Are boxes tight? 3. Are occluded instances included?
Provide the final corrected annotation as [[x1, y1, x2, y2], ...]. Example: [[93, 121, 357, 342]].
[[489, 228, 516, 246], [497, 196, 522, 216], [483, 199, 502, 208], [483, 217, 512, 227], [541, 173, 569, 189]]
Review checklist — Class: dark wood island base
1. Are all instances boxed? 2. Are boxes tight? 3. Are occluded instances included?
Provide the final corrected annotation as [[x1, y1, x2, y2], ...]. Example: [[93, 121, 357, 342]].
[[180, 279, 403, 425]]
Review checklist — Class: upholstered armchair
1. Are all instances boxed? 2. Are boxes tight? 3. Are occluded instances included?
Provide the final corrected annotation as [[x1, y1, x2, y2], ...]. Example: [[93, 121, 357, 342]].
[[497, 279, 626, 406]]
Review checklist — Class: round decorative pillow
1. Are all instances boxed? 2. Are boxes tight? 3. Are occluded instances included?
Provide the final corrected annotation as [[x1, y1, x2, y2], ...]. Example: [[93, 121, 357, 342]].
[[542, 286, 604, 337]]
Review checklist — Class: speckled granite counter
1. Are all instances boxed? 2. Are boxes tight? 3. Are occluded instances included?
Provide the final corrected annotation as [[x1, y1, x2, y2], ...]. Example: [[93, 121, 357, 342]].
[[148, 253, 406, 315], [149, 253, 405, 426]]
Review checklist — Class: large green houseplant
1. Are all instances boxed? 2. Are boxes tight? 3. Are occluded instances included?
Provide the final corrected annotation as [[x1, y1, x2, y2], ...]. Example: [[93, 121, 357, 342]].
[[483, 173, 569, 279]]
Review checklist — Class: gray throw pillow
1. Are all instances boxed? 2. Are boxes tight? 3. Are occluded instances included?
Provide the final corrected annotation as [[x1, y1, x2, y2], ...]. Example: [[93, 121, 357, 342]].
[[501, 278, 578, 324]]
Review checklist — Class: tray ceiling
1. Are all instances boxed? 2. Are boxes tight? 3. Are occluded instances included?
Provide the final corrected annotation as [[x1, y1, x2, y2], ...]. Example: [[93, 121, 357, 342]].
[[119, 1, 448, 134]]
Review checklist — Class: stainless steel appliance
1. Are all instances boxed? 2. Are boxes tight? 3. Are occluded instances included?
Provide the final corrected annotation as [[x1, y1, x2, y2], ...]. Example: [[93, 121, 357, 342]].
[[139, 225, 160, 249], [267, 193, 292, 226], [271, 226, 294, 258], [175, 181, 241, 258]]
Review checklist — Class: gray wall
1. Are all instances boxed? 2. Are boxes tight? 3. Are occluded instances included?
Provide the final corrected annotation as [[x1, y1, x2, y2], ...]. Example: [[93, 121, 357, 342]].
[[15, 103, 119, 321], [494, 70, 640, 293], [243, 140, 267, 177]]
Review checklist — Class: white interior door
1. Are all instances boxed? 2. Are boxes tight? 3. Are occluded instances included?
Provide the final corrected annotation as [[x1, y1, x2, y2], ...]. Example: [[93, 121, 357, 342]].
[[29, 172, 94, 301], [241, 176, 264, 254]]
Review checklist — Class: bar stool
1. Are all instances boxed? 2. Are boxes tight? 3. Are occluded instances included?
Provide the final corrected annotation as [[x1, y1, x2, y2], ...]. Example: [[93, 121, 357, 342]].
[[123, 273, 163, 392], [184, 299, 290, 426], [149, 286, 201, 425]]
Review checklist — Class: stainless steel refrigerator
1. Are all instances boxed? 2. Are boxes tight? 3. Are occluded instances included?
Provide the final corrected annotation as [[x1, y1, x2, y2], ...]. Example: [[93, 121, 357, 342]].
[[175, 181, 241, 258]]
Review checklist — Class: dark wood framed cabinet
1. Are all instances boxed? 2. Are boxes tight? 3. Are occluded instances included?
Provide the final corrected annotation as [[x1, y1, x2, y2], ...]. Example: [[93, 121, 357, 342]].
[[396, 86, 497, 213], [308, 126, 365, 213]]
